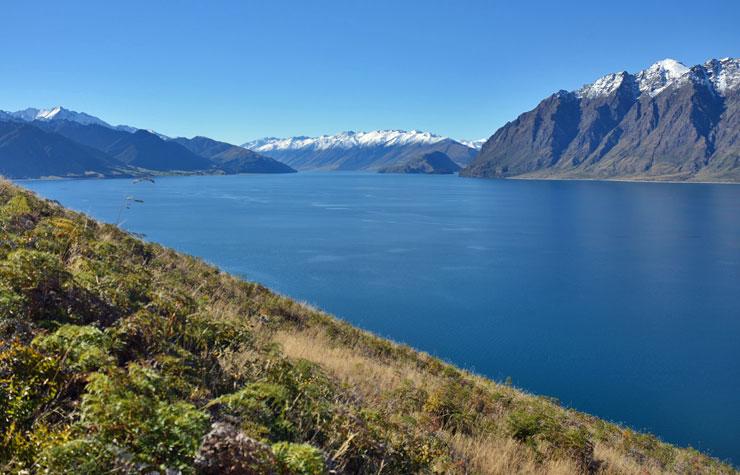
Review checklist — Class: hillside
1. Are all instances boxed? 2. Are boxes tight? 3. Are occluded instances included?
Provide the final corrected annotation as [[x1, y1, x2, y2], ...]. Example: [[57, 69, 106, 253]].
[[172, 136, 297, 174], [462, 58, 740, 182], [244, 130, 477, 171], [36, 121, 212, 172], [378, 151, 461, 174], [0, 179, 735, 474], [0, 114, 296, 178], [0, 122, 128, 179]]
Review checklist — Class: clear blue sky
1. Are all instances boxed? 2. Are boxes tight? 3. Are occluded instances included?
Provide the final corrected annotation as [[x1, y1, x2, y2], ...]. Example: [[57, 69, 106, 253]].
[[1, 1, 738, 144]]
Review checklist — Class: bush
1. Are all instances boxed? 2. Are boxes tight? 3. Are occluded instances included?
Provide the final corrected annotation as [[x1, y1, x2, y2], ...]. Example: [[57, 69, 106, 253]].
[[507, 405, 593, 467], [423, 380, 479, 434], [272, 442, 326, 475], [0, 249, 71, 322], [32, 324, 114, 372], [0, 343, 61, 464], [211, 382, 292, 440], [0, 285, 28, 338], [2, 195, 32, 216], [38, 437, 117, 475], [78, 363, 210, 471], [508, 409, 543, 445]]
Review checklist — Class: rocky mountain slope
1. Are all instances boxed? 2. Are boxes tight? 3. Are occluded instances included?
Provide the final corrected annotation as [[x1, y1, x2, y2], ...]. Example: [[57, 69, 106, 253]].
[[462, 58, 740, 182], [378, 151, 461, 174], [0, 179, 734, 474], [243, 130, 478, 171]]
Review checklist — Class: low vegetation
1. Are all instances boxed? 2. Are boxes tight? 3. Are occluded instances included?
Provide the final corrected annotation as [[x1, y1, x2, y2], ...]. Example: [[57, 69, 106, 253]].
[[0, 178, 735, 474]]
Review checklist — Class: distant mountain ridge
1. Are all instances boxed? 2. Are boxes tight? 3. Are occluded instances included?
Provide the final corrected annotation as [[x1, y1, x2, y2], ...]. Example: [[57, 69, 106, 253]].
[[457, 138, 486, 150], [172, 136, 296, 174], [0, 108, 296, 178], [0, 121, 127, 178], [378, 151, 462, 174], [462, 57, 740, 182], [243, 130, 478, 171], [3, 106, 148, 135]]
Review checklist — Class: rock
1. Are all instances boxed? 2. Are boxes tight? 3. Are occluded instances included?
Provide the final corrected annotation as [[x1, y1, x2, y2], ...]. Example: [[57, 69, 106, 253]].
[[194, 423, 277, 475]]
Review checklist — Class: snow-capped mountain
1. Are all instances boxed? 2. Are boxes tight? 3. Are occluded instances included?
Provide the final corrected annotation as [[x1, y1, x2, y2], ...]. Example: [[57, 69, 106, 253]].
[[244, 130, 447, 152], [243, 130, 478, 171], [458, 138, 486, 150], [464, 57, 740, 182], [576, 58, 740, 100], [10, 107, 113, 127], [1, 106, 167, 138]]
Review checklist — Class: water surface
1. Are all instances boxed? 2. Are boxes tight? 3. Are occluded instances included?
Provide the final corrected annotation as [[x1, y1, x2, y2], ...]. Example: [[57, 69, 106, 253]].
[[23, 173, 740, 463]]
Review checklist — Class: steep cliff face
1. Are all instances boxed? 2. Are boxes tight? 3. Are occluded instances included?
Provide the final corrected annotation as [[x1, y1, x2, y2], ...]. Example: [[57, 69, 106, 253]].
[[462, 58, 740, 181]]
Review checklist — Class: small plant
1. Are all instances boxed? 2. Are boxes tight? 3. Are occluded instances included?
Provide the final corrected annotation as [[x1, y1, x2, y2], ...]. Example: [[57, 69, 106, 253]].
[[0, 249, 71, 322], [77, 363, 210, 471], [32, 324, 114, 372], [272, 442, 326, 475]]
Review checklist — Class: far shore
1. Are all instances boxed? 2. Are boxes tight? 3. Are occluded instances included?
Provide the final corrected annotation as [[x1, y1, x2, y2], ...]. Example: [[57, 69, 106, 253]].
[[10, 170, 740, 186]]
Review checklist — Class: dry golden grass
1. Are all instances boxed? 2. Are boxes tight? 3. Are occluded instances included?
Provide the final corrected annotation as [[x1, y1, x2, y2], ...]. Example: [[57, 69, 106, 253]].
[[593, 444, 669, 475], [275, 328, 428, 401], [447, 433, 582, 474], [273, 328, 737, 475], [276, 330, 584, 474]]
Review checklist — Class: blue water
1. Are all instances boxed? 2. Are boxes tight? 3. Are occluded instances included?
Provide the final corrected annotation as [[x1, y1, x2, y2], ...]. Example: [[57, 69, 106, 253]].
[[22, 173, 740, 464]]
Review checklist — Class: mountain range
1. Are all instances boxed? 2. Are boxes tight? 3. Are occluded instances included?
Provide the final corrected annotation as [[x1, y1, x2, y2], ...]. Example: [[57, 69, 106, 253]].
[[461, 57, 740, 182], [0, 108, 295, 178], [2, 57, 739, 182], [243, 130, 479, 171]]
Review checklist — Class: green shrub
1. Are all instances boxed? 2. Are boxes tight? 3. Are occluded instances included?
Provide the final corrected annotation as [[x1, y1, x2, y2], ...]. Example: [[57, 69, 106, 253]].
[[508, 409, 543, 445], [272, 442, 326, 475], [38, 437, 117, 475], [507, 405, 593, 467], [33, 324, 114, 372], [0, 249, 71, 322], [211, 382, 292, 440], [0, 343, 61, 464], [69, 253, 151, 315], [2, 195, 32, 216], [79, 364, 210, 471], [184, 312, 253, 355], [0, 285, 28, 338], [423, 380, 478, 434]]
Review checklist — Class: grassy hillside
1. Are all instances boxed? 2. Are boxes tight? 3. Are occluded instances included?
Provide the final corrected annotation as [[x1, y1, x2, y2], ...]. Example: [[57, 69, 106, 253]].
[[0, 179, 735, 474]]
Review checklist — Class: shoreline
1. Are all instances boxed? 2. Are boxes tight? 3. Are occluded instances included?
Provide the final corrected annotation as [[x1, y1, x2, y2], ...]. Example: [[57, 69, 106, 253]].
[[458, 172, 740, 186], [13, 170, 740, 185]]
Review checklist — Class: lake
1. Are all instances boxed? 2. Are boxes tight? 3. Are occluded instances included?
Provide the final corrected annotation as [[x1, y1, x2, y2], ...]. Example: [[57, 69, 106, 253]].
[[22, 172, 740, 464]]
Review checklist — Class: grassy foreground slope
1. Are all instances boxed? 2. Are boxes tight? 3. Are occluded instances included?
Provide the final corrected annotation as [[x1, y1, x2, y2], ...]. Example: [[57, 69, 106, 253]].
[[0, 179, 734, 475]]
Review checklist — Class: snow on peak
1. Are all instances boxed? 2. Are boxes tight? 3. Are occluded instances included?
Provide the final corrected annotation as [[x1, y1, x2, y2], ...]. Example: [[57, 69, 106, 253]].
[[458, 138, 486, 150], [702, 57, 740, 93], [573, 58, 740, 100], [9, 106, 112, 127], [10, 108, 43, 121], [635, 58, 690, 96], [244, 130, 449, 152], [36, 106, 64, 120], [3, 106, 168, 137], [576, 71, 629, 99]]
